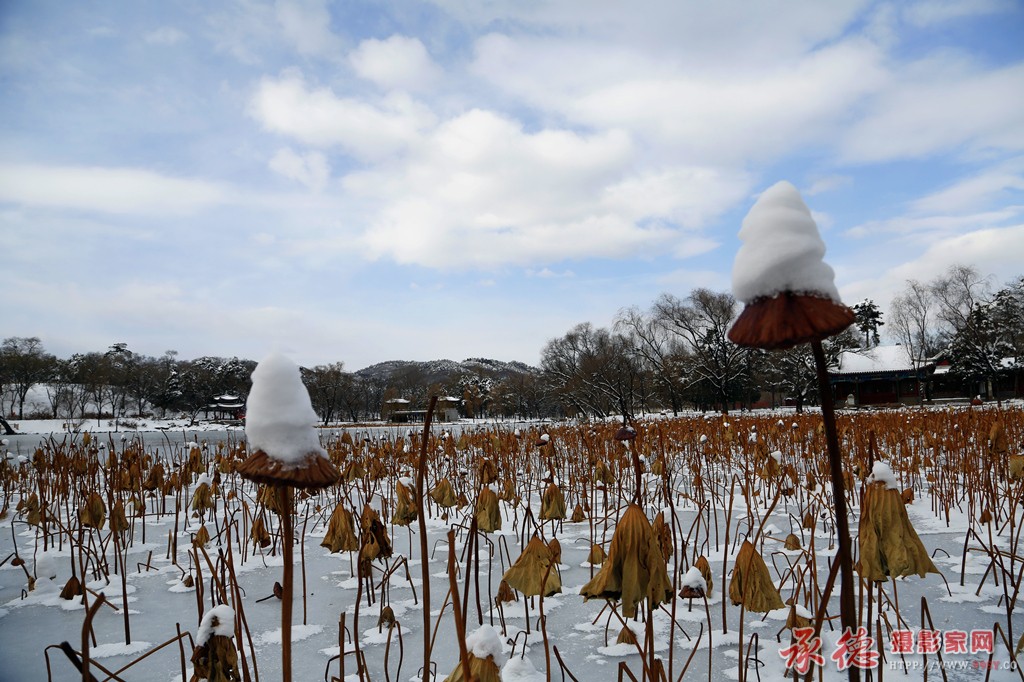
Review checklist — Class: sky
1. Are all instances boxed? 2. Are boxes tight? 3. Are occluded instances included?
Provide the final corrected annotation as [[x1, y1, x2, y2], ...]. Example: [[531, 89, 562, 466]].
[[2, 0, 1023, 371]]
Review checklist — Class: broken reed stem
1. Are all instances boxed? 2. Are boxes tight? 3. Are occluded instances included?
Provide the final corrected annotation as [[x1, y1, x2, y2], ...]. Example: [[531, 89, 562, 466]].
[[811, 339, 860, 682], [417, 395, 438, 682]]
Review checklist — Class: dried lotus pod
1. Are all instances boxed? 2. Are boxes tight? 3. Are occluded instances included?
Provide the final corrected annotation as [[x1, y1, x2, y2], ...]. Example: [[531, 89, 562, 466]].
[[728, 293, 854, 351], [236, 448, 338, 490], [783, 533, 801, 550]]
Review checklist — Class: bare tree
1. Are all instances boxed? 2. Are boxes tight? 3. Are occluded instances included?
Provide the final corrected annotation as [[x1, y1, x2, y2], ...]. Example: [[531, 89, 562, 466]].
[[652, 289, 752, 413], [0, 337, 56, 419], [615, 306, 687, 414], [889, 280, 941, 370]]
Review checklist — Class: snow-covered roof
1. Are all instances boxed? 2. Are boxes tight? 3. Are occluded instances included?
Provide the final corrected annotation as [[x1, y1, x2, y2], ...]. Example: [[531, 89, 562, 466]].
[[385, 398, 411, 404], [832, 346, 934, 377]]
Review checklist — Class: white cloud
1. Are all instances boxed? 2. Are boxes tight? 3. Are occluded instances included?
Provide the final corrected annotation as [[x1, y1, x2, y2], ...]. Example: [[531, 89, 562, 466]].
[[0, 164, 225, 215], [841, 224, 1024, 309], [909, 161, 1024, 214], [472, 34, 887, 165], [144, 27, 186, 46], [839, 59, 1024, 162], [902, 0, 1015, 26], [268, 147, 330, 191], [249, 71, 436, 159], [349, 35, 442, 92], [275, 0, 341, 56], [333, 108, 745, 269], [805, 175, 853, 196], [845, 208, 1021, 239]]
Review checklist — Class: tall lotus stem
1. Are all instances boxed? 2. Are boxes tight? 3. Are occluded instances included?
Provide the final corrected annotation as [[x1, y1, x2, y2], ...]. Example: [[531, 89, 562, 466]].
[[812, 339, 859, 682], [417, 395, 437, 682], [278, 485, 294, 682]]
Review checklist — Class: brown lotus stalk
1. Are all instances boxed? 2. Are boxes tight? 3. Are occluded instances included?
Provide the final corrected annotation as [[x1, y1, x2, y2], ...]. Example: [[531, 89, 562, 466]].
[[727, 181, 858, 680], [234, 353, 339, 682]]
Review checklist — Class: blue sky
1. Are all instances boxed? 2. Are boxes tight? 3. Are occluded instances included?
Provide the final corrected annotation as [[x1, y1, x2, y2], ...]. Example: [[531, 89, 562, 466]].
[[2, 0, 1023, 370]]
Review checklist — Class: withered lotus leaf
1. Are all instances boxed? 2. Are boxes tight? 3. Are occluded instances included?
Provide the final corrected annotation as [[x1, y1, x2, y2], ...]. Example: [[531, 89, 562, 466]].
[[728, 540, 784, 613], [502, 536, 560, 598], [539, 483, 566, 521], [580, 504, 673, 618], [391, 480, 418, 527], [857, 482, 939, 582], [475, 487, 502, 533], [321, 504, 358, 553], [429, 478, 459, 508]]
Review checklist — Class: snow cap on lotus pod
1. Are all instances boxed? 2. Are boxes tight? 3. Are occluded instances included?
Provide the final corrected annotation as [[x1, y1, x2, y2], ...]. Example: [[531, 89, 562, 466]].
[[728, 181, 854, 349], [732, 181, 840, 304]]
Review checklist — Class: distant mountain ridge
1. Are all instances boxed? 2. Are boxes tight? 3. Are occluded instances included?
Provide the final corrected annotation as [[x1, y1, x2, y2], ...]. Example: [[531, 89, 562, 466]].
[[354, 358, 538, 385]]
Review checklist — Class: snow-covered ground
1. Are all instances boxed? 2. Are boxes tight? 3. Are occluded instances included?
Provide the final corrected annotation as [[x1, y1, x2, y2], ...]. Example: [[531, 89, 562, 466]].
[[1, 406, 1022, 681]]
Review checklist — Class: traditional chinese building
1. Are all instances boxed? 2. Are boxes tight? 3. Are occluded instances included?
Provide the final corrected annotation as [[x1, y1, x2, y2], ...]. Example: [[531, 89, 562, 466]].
[[829, 346, 935, 407]]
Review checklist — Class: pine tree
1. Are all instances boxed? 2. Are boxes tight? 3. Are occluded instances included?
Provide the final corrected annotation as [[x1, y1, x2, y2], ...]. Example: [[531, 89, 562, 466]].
[[852, 299, 885, 348]]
